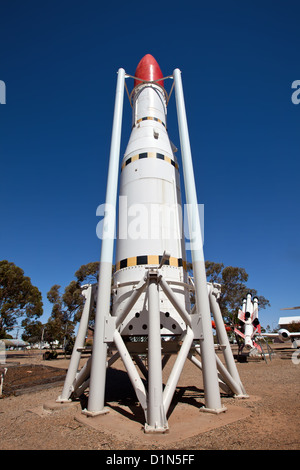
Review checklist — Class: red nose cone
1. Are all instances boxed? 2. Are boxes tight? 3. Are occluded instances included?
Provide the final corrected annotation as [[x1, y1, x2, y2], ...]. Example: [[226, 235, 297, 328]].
[[134, 54, 164, 88]]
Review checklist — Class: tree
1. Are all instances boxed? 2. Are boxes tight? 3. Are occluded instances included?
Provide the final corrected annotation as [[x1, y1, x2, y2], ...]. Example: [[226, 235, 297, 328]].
[[75, 262, 99, 284], [62, 280, 86, 323], [70, 261, 100, 324], [21, 319, 44, 344], [64, 261, 99, 325], [45, 262, 100, 346], [0, 260, 43, 338], [45, 285, 75, 348], [188, 260, 270, 325]]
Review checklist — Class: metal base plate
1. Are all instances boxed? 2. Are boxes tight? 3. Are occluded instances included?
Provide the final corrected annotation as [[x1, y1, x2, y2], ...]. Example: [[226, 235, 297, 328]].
[[81, 407, 110, 417], [199, 405, 227, 414], [144, 423, 169, 434]]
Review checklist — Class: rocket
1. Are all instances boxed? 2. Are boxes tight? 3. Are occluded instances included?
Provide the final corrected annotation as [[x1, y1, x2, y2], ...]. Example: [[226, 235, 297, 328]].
[[112, 54, 189, 335], [57, 54, 248, 432], [235, 293, 261, 350]]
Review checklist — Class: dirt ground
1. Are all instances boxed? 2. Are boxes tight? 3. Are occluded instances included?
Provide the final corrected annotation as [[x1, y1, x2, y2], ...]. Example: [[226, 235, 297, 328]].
[[0, 343, 299, 450]]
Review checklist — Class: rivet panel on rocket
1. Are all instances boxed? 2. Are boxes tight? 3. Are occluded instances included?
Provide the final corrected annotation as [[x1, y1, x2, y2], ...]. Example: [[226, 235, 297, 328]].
[[112, 55, 190, 335]]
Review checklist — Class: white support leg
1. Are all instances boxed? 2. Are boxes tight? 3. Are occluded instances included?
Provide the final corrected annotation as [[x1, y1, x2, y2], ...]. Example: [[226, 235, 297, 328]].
[[113, 330, 147, 416], [57, 284, 93, 402], [85, 68, 125, 416], [173, 68, 223, 412], [72, 357, 92, 398], [163, 326, 194, 414]]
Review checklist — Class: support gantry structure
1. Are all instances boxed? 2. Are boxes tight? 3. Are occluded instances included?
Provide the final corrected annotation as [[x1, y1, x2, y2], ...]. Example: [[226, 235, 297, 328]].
[[57, 59, 248, 433]]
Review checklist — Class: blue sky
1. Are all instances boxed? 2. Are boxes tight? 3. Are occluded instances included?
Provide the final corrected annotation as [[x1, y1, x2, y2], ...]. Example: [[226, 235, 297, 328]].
[[0, 0, 299, 332]]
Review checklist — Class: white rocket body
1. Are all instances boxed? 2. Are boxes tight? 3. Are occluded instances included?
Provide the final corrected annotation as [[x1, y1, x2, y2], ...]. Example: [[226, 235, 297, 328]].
[[238, 293, 259, 349], [112, 81, 190, 335]]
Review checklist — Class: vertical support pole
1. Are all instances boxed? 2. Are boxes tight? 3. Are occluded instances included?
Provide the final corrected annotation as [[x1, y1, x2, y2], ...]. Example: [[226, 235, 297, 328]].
[[85, 68, 125, 415], [58, 284, 93, 402], [173, 68, 223, 412], [145, 274, 168, 433]]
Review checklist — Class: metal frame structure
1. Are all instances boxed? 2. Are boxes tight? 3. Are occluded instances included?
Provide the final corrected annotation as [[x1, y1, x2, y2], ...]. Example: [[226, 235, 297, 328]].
[[57, 66, 247, 432]]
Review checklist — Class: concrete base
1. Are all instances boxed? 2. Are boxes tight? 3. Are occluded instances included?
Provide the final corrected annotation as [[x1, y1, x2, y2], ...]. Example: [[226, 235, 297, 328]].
[[75, 402, 251, 445], [43, 399, 81, 412]]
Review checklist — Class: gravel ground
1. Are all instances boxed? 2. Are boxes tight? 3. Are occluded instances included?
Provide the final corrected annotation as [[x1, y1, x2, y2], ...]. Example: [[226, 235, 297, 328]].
[[0, 344, 299, 450]]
